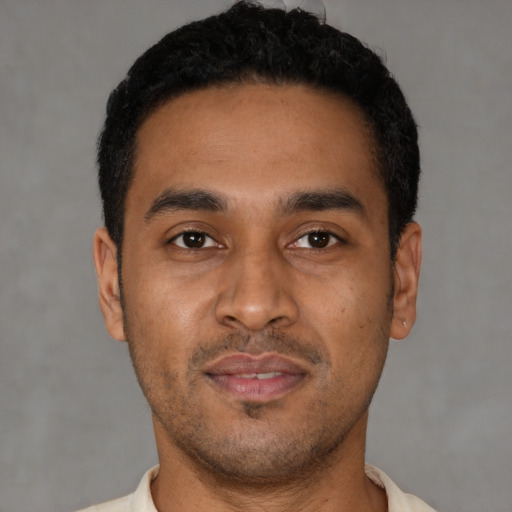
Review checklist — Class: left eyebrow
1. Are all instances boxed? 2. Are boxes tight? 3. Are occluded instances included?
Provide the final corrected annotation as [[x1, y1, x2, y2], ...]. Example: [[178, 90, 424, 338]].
[[283, 189, 365, 217]]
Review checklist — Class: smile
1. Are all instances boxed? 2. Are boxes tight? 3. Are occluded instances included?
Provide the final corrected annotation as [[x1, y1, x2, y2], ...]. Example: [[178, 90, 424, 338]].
[[234, 372, 283, 379], [205, 354, 307, 402]]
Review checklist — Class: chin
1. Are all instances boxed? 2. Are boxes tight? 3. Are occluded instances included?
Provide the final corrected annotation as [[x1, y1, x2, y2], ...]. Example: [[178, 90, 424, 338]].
[[156, 397, 362, 486]]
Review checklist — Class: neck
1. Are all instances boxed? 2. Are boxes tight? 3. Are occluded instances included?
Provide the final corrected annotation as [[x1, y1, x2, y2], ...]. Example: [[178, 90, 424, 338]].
[[151, 413, 387, 512]]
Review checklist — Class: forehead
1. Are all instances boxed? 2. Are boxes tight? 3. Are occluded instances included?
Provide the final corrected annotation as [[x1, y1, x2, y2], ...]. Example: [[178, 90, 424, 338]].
[[128, 83, 384, 215]]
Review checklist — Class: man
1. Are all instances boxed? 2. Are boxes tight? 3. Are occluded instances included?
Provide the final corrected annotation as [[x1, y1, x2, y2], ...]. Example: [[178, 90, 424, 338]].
[[84, 1, 434, 510]]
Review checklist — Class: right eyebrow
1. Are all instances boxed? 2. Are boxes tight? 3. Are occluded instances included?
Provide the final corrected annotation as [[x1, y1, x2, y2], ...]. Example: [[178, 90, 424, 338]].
[[144, 188, 228, 222]]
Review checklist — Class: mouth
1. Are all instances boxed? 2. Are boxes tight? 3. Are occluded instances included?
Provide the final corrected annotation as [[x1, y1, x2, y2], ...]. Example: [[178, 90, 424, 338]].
[[204, 354, 307, 403]]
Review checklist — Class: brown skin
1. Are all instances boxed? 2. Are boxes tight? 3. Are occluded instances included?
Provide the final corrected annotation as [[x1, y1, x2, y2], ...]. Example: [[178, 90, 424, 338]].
[[94, 84, 421, 511]]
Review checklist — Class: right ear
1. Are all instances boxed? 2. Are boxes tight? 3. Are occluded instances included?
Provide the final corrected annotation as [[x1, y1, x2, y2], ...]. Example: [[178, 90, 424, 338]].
[[93, 227, 126, 341]]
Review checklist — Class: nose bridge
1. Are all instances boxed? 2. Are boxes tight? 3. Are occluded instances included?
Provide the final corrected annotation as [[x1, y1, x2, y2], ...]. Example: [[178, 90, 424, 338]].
[[216, 241, 298, 331]]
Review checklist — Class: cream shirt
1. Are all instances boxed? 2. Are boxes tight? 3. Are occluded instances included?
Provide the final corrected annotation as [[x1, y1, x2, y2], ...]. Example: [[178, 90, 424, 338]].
[[77, 464, 437, 512]]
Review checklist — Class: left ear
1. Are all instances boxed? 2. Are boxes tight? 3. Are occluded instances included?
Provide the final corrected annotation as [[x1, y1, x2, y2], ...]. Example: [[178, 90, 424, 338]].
[[390, 222, 422, 340]]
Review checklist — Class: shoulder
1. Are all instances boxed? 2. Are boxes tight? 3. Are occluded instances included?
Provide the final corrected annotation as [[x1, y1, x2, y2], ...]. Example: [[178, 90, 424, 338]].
[[74, 466, 159, 512], [75, 493, 132, 512], [365, 464, 438, 512]]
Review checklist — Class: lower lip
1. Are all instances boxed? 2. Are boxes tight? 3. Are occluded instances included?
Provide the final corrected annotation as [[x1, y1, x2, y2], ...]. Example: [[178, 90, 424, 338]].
[[207, 373, 305, 402]]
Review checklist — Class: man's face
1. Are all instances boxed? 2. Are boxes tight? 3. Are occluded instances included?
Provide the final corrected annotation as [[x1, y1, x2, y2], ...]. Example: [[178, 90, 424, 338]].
[[95, 83, 420, 483]]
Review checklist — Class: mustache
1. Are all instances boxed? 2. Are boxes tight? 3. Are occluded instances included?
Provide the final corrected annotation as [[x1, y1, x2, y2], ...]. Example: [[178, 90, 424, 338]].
[[189, 329, 328, 370]]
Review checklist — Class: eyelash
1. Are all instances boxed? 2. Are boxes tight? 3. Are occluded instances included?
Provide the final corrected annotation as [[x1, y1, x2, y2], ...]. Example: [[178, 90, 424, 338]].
[[168, 230, 220, 249], [168, 229, 345, 251], [291, 230, 345, 250]]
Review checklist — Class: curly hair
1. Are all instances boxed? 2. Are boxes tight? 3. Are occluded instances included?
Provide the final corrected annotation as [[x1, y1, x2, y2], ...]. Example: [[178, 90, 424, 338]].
[[98, 1, 419, 257]]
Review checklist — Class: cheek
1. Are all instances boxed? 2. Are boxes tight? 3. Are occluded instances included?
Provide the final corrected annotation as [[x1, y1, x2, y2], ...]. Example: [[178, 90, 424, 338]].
[[122, 274, 189, 398], [304, 264, 392, 361], [305, 262, 392, 322], [123, 261, 218, 351]]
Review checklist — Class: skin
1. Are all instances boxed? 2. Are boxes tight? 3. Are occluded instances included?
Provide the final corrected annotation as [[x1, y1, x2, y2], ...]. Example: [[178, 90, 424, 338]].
[[94, 83, 421, 512]]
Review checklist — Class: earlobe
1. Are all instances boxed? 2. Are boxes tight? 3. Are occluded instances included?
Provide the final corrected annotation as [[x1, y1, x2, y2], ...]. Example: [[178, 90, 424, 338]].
[[93, 227, 126, 341], [390, 222, 422, 340]]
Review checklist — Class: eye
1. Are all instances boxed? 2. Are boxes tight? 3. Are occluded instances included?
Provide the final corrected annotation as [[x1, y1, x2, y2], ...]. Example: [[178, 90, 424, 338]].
[[170, 231, 219, 249], [292, 231, 340, 249]]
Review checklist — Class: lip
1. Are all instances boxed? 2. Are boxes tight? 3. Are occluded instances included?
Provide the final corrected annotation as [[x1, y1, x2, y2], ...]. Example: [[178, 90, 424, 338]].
[[204, 354, 307, 403]]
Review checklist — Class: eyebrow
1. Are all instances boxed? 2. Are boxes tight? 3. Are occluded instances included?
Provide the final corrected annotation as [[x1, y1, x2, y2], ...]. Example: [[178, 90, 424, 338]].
[[145, 188, 228, 221], [283, 189, 365, 216], [144, 187, 365, 222]]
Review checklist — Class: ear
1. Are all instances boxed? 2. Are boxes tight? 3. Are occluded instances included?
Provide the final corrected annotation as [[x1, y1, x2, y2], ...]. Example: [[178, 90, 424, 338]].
[[93, 227, 126, 341], [390, 222, 422, 340]]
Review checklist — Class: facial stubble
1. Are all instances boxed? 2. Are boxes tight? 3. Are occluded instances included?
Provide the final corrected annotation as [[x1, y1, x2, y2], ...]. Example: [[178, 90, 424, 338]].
[[122, 302, 391, 487]]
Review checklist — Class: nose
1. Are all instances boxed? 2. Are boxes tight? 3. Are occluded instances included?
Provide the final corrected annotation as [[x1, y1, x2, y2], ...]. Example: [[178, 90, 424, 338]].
[[215, 246, 299, 332]]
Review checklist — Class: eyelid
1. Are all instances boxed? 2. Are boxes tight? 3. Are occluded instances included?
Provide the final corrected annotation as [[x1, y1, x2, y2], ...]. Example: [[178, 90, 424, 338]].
[[168, 229, 223, 249], [289, 229, 347, 249]]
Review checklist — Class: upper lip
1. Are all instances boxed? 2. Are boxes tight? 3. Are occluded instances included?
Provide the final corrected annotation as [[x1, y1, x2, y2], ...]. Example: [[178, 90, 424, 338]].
[[204, 354, 308, 376]]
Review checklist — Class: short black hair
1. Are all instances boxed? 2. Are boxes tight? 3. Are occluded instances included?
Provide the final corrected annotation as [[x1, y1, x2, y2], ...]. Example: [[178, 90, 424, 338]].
[[98, 1, 419, 257]]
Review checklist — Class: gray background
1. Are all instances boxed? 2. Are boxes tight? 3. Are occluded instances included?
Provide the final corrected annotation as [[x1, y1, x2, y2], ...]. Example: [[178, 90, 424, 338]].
[[1, 0, 511, 511]]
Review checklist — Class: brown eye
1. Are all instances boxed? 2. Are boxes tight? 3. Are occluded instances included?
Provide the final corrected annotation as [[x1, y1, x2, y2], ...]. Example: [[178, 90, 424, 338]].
[[291, 231, 339, 249], [171, 232, 217, 249], [183, 232, 205, 248], [307, 232, 331, 248]]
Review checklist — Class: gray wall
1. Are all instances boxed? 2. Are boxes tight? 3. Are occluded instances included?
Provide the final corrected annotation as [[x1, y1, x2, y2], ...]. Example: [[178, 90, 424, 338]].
[[1, 1, 511, 511]]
